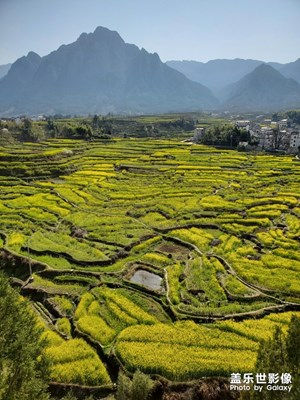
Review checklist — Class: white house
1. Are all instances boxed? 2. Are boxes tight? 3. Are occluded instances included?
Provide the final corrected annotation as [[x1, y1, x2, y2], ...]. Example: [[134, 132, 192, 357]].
[[236, 120, 250, 130], [279, 119, 288, 129], [258, 127, 274, 148], [289, 132, 300, 152], [193, 127, 205, 142]]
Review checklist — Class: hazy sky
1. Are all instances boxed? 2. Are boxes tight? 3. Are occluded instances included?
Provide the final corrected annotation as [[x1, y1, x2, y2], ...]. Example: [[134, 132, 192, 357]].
[[0, 0, 299, 65]]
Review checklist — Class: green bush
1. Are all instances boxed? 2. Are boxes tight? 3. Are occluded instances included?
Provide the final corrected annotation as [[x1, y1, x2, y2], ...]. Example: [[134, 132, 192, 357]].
[[116, 370, 154, 400]]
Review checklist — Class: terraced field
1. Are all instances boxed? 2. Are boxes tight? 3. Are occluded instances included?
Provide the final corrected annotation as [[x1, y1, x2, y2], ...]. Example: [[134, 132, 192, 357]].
[[0, 138, 299, 387]]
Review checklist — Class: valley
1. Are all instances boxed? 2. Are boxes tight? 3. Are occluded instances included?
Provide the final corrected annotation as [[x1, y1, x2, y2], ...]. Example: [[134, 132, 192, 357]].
[[0, 136, 299, 393]]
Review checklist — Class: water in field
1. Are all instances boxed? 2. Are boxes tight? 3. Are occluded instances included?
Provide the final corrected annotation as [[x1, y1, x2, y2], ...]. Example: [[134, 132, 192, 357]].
[[130, 270, 163, 291]]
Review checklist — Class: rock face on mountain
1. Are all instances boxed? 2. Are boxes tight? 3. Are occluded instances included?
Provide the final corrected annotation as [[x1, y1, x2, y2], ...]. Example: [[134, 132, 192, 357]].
[[0, 27, 217, 116], [0, 63, 12, 80], [0, 52, 41, 110], [221, 64, 300, 111]]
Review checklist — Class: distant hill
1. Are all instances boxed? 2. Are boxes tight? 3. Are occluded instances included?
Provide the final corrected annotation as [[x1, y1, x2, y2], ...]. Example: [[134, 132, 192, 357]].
[[0, 63, 12, 79], [0, 52, 41, 109], [166, 58, 300, 93], [166, 59, 272, 93], [279, 58, 300, 84], [0, 27, 217, 116], [221, 64, 300, 111]]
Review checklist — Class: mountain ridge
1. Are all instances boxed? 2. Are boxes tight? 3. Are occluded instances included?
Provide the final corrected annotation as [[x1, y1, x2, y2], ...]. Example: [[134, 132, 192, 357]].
[[1, 27, 299, 116], [221, 63, 300, 111], [166, 58, 299, 93], [0, 26, 217, 116], [279, 58, 300, 85], [0, 63, 12, 80]]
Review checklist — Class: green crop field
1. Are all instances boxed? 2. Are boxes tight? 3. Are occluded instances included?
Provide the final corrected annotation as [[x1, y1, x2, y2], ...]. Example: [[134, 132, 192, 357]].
[[0, 137, 299, 387]]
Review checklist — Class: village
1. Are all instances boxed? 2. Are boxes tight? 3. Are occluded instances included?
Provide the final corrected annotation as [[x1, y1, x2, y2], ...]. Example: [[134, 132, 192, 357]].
[[193, 115, 300, 154], [1, 112, 300, 156], [236, 118, 300, 153]]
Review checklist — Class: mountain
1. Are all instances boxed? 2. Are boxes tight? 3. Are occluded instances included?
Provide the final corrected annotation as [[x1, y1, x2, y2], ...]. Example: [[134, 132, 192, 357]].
[[0, 63, 12, 79], [279, 58, 300, 84], [166, 59, 271, 93], [221, 64, 300, 111], [0, 27, 217, 116], [0, 52, 41, 110], [167, 58, 300, 103]]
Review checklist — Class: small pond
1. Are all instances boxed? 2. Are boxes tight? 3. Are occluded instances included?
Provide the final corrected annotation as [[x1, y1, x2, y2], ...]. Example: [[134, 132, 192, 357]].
[[130, 269, 163, 292]]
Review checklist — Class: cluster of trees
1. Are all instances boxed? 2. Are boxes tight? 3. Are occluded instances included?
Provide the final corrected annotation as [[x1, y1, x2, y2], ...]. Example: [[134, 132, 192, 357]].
[[0, 118, 43, 143], [113, 117, 195, 138], [272, 110, 300, 125], [46, 117, 110, 140], [57, 123, 93, 140], [45, 115, 114, 140], [115, 370, 154, 400], [0, 273, 49, 400], [91, 114, 113, 136], [199, 125, 251, 147], [0, 115, 115, 143], [159, 118, 195, 131], [286, 110, 300, 125], [242, 315, 300, 400], [0, 115, 199, 143]]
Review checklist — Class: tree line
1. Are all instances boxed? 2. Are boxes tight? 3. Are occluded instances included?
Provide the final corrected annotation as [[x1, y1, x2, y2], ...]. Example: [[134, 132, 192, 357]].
[[196, 124, 252, 147], [0, 115, 197, 143]]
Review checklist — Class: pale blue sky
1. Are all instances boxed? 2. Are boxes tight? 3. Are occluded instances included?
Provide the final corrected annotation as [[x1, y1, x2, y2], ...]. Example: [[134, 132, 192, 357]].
[[0, 0, 299, 65]]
